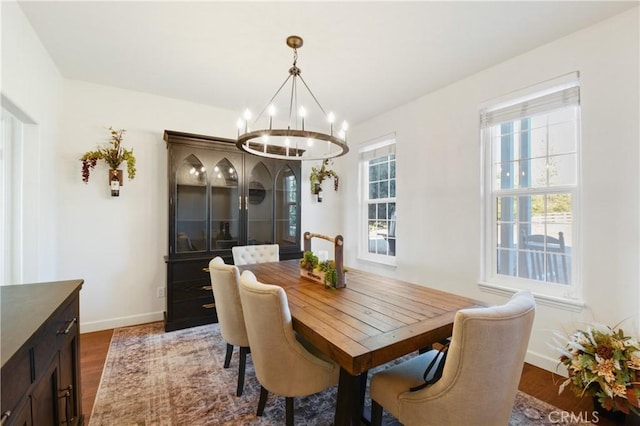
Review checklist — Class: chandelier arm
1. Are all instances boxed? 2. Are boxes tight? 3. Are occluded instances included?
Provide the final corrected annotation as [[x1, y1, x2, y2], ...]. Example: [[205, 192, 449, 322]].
[[255, 73, 293, 124], [288, 75, 297, 129], [297, 74, 328, 117]]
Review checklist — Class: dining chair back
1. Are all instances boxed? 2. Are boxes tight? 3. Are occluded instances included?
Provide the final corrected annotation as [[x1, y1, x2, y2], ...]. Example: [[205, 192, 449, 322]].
[[521, 230, 569, 284], [370, 290, 536, 426], [208, 257, 250, 396], [232, 244, 279, 265], [238, 270, 339, 426]]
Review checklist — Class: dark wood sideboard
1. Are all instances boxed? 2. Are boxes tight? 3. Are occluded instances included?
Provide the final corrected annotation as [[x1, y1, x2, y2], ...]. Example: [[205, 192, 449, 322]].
[[1, 280, 84, 426]]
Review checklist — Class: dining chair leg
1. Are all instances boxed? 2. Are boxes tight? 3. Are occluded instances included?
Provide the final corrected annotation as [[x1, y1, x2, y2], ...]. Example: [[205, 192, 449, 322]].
[[224, 343, 233, 368], [236, 346, 249, 396], [257, 386, 269, 416], [285, 396, 294, 426], [371, 400, 383, 426]]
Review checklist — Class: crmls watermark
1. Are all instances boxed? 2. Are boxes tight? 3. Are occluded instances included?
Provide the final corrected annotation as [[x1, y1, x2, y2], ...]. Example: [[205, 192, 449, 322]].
[[548, 410, 600, 424]]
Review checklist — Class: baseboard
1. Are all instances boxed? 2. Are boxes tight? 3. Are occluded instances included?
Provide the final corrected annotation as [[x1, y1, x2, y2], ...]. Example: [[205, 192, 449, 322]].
[[525, 349, 567, 376], [80, 311, 165, 333]]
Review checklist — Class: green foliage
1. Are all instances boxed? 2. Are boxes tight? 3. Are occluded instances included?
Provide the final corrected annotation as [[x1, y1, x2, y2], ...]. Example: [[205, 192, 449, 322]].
[[81, 127, 136, 183], [300, 251, 318, 272], [310, 159, 339, 194], [300, 252, 341, 289]]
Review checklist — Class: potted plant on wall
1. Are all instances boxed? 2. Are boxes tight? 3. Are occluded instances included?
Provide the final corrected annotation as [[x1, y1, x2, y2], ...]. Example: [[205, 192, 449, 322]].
[[310, 159, 339, 202], [80, 127, 136, 196]]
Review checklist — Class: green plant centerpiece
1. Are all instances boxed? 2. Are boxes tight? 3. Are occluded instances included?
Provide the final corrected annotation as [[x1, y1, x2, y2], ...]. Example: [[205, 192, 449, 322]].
[[310, 159, 339, 195], [81, 127, 136, 183], [300, 251, 344, 289], [299, 232, 346, 289]]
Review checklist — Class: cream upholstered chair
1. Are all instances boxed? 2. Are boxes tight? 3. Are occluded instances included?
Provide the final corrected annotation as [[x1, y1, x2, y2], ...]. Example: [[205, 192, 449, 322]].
[[239, 270, 339, 426], [370, 290, 536, 426], [232, 244, 279, 265], [208, 257, 250, 396]]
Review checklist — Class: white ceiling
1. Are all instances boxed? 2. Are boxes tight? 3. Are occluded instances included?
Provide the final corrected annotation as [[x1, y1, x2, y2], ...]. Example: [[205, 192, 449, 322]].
[[18, 1, 638, 126]]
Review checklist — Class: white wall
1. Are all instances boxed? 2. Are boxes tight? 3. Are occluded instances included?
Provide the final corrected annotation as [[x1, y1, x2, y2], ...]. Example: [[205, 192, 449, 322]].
[[345, 8, 639, 372], [1, 1, 64, 283]]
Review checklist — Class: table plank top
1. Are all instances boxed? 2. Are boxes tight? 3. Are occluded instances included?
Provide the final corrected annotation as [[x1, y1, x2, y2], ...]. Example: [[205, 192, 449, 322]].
[[239, 260, 485, 375]]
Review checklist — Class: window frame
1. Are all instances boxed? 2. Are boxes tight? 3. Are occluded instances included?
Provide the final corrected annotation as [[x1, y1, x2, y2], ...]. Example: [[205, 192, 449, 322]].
[[480, 75, 582, 303], [358, 137, 397, 266]]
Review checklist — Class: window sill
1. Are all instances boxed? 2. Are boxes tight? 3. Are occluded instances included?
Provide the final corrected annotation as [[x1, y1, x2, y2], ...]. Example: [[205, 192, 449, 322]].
[[356, 254, 397, 268], [478, 281, 584, 312]]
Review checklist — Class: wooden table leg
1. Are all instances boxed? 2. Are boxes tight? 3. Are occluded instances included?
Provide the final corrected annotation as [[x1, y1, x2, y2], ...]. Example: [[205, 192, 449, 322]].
[[335, 368, 368, 426]]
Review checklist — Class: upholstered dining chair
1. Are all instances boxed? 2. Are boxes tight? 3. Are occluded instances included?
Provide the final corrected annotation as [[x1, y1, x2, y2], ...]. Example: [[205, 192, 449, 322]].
[[238, 270, 339, 426], [232, 244, 279, 265], [208, 257, 250, 397], [370, 290, 536, 426]]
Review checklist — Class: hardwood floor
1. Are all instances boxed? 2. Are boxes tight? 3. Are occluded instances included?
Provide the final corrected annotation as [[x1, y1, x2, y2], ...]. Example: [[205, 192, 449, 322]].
[[79, 326, 618, 425], [80, 328, 113, 421]]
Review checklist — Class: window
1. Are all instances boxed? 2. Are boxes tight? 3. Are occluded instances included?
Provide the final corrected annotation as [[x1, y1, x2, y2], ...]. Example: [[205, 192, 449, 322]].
[[481, 74, 580, 299], [285, 173, 297, 238], [359, 138, 396, 265]]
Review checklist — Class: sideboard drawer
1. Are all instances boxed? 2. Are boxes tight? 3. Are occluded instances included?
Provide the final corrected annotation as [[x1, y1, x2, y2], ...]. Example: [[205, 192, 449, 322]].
[[0, 345, 31, 421], [33, 296, 78, 379], [172, 279, 213, 303], [171, 260, 210, 281], [172, 295, 217, 322]]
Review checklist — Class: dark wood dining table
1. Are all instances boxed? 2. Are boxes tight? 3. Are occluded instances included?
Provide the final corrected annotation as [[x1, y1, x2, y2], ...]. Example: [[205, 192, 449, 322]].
[[238, 259, 486, 426]]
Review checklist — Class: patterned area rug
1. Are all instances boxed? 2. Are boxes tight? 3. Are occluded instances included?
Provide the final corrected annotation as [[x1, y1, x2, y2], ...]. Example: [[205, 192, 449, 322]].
[[89, 322, 568, 426]]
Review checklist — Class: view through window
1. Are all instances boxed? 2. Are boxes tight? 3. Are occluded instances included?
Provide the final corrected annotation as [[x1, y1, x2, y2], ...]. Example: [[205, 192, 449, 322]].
[[359, 139, 396, 264], [481, 76, 579, 295]]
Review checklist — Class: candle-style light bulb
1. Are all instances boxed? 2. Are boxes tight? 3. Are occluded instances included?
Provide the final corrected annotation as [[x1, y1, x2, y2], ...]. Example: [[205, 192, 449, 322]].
[[243, 109, 252, 133], [299, 106, 306, 130], [341, 120, 349, 141], [236, 118, 244, 137], [268, 104, 276, 129], [328, 112, 335, 135]]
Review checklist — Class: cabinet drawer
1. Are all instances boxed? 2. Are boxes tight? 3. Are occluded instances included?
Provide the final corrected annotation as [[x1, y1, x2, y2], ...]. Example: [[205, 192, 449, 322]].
[[171, 280, 213, 303], [171, 260, 210, 281], [33, 297, 79, 380], [172, 295, 217, 321], [0, 346, 31, 421]]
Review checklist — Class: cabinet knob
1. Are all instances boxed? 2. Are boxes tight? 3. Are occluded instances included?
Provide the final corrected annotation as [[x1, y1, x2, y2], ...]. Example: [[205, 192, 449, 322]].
[[1, 411, 11, 425], [201, 285, 212, 291], [202, 302, 216, 309], [202, 267, 210, 273]]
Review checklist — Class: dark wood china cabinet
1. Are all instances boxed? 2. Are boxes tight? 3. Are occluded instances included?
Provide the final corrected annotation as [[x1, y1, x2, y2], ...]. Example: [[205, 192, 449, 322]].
[[163, 130, 302, 331]]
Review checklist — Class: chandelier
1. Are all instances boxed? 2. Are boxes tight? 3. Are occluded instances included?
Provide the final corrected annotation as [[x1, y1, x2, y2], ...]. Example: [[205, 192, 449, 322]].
[[235, 35, 349, 161]]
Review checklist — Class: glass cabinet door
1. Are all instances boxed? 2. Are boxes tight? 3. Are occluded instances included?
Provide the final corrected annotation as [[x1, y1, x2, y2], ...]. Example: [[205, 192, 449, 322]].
[[275, 165, 299, 249], [175, 154, 207, 253], [210, 157, 240, 250], [246, 162, 273, 245]]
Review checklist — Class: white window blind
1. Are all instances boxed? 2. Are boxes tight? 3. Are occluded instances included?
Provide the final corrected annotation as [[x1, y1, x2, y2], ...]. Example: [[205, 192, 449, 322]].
[[480, 72, 580, 128], [359, 138, 395, 161]]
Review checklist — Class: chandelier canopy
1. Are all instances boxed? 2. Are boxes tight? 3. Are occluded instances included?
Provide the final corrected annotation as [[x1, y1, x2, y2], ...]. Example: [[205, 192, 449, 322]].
[[235, 35, 349, 161]]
